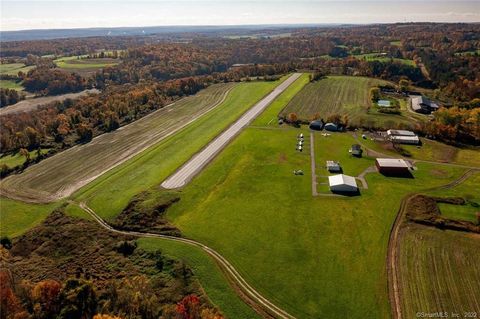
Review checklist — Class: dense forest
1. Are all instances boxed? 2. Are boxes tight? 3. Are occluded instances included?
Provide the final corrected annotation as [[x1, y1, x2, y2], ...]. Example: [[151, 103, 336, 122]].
[[0, 23, 479, 168]]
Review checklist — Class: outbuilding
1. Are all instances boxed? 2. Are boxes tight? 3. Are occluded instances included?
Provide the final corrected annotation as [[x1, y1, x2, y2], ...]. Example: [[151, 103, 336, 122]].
[[328, 174, 358, 193], [349, 144, 363, 157], [375, 158, 412, 176], [326, 161, 341, 172], [386, 129, 416, 137], [324, 122, 338, 132], [390, 135, 420, 145], [410, 96, 439, 114], [309, 120, 324, 131]]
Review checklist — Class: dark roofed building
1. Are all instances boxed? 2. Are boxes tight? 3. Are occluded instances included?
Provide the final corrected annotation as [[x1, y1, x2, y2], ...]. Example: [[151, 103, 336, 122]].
[[309, 120, 324, 131], [349, 144, 363, 157], [411, 96, 439, 114]]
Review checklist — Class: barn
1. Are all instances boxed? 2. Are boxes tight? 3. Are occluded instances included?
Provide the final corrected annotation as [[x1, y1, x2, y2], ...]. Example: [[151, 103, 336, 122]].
[[375, 158, 412, 176], [328, 174, 358, 193]]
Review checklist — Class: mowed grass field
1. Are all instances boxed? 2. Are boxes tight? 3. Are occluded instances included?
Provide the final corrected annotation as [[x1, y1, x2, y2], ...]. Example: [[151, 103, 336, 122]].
[[354, 53, 416, 66], [0, 79, 24, 90], [399, 223, 480, 317], [166, 123, 466, 318], [54, 56, 120, 76], [281, 76, 414, 127], [0, 63, 35, 76], [0, 83, 237, 202]]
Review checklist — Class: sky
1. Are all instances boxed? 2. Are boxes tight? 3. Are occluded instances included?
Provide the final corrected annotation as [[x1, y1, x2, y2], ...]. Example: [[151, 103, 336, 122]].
[[1, 0, 479, 31]]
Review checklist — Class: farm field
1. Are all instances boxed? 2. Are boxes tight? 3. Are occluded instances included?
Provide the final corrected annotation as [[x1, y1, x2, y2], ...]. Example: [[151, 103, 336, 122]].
[[353, 53, 416, 66], [0, 63, 35, 76], [54, 56, 120, 75], [398, 223, 480, 317], [281, 76, 414, 127], [165, 116, 466, 317], [0, 88, 100, 115], [0, 82, 237, 202], [0, 79, 24, 90]]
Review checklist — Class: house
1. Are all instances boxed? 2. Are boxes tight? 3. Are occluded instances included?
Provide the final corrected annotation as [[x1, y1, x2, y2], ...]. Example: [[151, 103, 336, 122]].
[[309, 120, 324, 131], [410, 96, 439, 114], [329, 174, 358, 193], [326, 161, 341, 172], [375, 158, 412, 176], [390, 135, 420, 145], [349, 144, 363, 157], [324, 122, 338, 132]]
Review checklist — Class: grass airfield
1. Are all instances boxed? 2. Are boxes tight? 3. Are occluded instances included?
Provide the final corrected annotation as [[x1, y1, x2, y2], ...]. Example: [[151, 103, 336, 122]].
[[2, 73, 479, 318]]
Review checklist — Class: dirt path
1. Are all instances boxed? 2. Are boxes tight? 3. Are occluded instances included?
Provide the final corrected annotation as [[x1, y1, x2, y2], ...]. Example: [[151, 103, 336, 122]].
[[0, 89, 100, 115], [386, 169, 479, 319], [78, 202, 296, 319]]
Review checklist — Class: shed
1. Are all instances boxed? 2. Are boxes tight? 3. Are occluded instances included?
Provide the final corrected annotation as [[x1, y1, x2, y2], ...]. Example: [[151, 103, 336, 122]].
[[387, 129, 416, 137], [349, 144, 363, 157], [324, 122, 338, 132], [326, 161, 341, 172], [329, 174, 358, 193], [390, 135, 420, 145], [309, 120, 324, 131], [375, 158, 412, 176]]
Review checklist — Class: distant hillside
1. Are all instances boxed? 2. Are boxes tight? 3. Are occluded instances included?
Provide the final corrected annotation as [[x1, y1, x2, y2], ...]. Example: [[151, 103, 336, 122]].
[[0, 24, 332, 42]]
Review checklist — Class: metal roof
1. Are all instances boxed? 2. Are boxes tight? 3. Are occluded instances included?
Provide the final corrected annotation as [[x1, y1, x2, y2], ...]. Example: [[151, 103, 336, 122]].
[[328, 174, 357, 188], [387, 129, 416, 136], [376, 158, 410, 168]]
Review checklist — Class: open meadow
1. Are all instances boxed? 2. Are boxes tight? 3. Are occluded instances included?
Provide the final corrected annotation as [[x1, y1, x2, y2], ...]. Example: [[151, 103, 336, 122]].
[[54, 56, 120, 75], [0, 63, 35, 76], [0, 83, 237, 202], [0, 79, 24, 90], [281, 76, 415, 127]]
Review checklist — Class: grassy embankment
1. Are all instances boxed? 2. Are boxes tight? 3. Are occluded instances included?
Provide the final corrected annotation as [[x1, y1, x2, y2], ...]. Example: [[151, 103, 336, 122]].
[[281, 75, 417, 128]]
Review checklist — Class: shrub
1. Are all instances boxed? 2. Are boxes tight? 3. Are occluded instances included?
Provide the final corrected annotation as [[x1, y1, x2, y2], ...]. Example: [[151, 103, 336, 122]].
[[0, 236, 12, 249]]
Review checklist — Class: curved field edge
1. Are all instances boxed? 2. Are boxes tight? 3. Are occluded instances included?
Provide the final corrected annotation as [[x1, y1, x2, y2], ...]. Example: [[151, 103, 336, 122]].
[[72, 77, 289, 220], [0, 83, 235, 202]]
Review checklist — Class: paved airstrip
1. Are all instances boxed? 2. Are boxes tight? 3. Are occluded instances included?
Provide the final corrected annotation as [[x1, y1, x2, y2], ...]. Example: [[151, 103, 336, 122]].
[[162, 73, 302, 189]]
